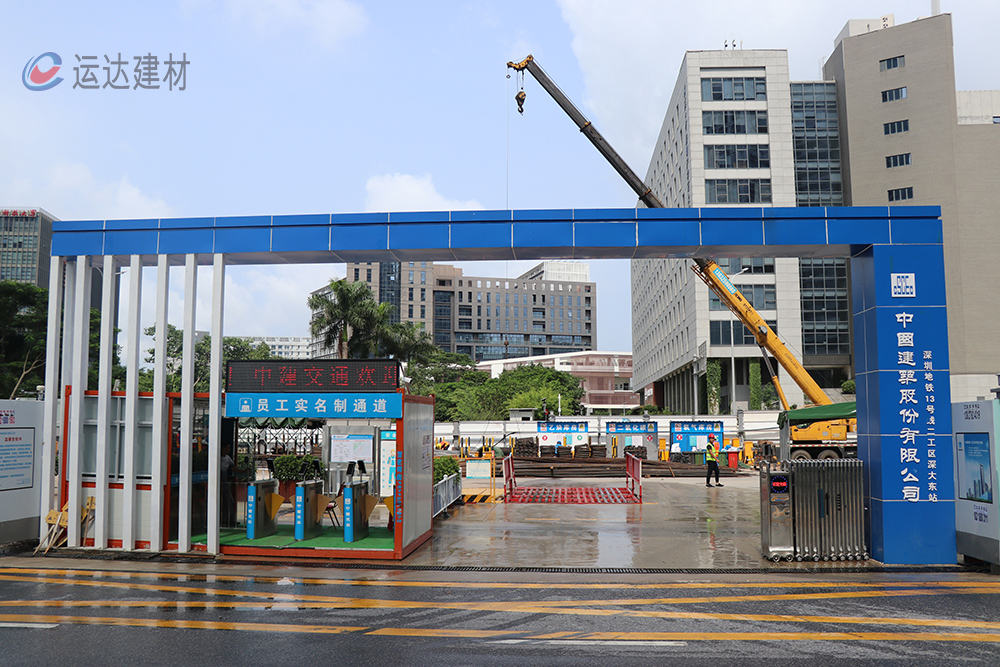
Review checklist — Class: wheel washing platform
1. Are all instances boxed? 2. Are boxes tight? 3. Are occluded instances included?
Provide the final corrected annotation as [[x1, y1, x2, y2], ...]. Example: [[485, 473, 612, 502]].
[[502, 453, 642, 504]]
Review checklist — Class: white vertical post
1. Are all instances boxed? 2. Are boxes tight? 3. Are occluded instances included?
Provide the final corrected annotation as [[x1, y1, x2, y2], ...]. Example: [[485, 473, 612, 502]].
[[149, 255, 170, 551], [67, 257, 92, 547], [207, 254, 225, 554], [39, 256, 65, 536], [121, 255, 142, 550], [178, 255, 197, 551], [94, 256, 117, 548]]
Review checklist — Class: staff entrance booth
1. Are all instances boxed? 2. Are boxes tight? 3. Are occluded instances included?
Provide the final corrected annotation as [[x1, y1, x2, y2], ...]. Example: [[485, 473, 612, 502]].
[[40, 205, 955, 564], [222, 359, 433, 559]]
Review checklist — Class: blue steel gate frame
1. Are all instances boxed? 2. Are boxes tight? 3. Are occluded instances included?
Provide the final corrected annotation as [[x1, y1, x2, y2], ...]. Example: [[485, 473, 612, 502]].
[[42, 204, 955, 564]]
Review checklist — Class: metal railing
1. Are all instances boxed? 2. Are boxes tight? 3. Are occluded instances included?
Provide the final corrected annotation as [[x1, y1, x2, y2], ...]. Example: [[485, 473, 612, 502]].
[[432, 473, 462, 518]]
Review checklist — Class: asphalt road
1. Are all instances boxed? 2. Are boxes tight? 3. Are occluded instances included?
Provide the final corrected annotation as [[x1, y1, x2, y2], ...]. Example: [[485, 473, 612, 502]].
[[2, 558, 1000, 666]]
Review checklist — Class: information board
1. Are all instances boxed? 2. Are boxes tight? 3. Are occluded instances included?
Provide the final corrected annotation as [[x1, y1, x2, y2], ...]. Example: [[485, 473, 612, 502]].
[[0, 427, 34, 492], [329, 433, 373, 464], [226, 359, 399, 393], [952, 399, 1000, 564], [379, 431, 396, 498], [669, 421, 723, 453]]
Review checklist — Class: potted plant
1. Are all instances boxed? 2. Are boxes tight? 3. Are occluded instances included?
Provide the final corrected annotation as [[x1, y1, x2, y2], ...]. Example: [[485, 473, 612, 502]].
[[273, 454, 302, 500]]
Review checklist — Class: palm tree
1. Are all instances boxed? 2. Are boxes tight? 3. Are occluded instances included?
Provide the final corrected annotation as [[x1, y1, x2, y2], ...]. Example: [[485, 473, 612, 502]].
[[308, 279, 382, 359], [384, 321, 438, 365]]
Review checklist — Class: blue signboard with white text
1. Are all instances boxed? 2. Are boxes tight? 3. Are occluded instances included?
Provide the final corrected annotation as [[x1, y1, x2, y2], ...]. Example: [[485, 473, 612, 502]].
[[606, 421, 657, 434], [225, 392, 402, 419]]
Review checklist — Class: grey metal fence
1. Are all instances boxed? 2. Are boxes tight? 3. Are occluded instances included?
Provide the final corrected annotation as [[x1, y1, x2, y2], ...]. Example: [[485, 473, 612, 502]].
[[761, 459, 867, 562], [432, 473, 462, 518]]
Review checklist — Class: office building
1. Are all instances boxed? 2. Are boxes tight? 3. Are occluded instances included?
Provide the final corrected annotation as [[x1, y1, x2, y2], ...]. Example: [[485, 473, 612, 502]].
[[324, 260, 597, 362], [824, 11, 1000, 401], [0, 207, 56, 288], [240, 336, 312, 360], [632, 49, 811, 413]]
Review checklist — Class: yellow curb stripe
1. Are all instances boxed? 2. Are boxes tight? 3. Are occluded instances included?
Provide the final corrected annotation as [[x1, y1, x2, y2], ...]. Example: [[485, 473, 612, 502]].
[[556, 631, 1000, 643], [366, 628, 525, 637], [527, 586, 1000, 607]]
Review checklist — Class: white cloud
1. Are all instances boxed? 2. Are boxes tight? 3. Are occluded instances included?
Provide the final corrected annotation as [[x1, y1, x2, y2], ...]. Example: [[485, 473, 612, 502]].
[[365, 173, 483, 212], [2, 160, 172, 221], [224, 0, 368, 50]]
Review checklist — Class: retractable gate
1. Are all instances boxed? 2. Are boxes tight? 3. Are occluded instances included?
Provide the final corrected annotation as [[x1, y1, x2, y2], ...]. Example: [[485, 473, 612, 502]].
[[761, 459, 867, 562]]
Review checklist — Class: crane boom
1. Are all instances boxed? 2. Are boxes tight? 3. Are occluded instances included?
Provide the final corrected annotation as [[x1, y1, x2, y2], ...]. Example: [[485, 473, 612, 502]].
[[507, 54, 833, 409]]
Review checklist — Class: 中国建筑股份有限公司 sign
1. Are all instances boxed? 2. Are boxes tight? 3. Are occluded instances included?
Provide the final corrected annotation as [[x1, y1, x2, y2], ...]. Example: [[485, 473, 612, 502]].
[[225, 393, 402, 419]]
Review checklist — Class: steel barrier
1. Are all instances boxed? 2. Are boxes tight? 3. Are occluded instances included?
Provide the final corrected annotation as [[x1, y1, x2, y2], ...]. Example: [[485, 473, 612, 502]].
[[625, 453, 642, 503], [432, 473, 462, 518]]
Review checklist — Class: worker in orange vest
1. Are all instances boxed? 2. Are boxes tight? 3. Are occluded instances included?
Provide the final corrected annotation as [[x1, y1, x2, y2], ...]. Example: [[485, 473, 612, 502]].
[[706, 434, 723, 488]]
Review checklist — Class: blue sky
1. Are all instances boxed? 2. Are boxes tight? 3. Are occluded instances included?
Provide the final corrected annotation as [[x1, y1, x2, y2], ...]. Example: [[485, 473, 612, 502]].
[[3, 1, 997, 360]]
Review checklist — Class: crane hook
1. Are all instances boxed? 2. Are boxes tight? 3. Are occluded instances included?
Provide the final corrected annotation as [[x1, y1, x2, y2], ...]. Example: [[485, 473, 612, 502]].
[[515, 90, 526, 115]]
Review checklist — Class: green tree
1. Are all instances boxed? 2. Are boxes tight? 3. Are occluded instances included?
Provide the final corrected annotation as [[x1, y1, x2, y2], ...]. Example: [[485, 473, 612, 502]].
[[749, 359, 762, 410], [0, 281, 47, 399], [383, 321, 438, 365], [138, 324, 278, 392], [408, 351, 481, 422], [308, 279, 390, 359], [455, 364, 584, 422]]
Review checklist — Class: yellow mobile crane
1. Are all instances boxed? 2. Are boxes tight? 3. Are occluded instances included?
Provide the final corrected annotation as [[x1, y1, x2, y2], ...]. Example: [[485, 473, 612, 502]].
[[508, 55, 855, 457]]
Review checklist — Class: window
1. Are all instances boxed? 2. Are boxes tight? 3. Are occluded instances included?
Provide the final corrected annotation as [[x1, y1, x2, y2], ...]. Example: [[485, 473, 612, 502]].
[[704, 144, 770, 169], [881, 86, 907, 103], [715, 257, 774, 274], [353, 268, 359, 281], [879, 55, 905, 71], [702, 110, 768, 135], [408, 271, 414, 283], [366, 269, 372, 282], [700, 77, 767, 101], [888, 187, 914, 202], [459, 305, 472, 316], [420, 271, 426, 284], [710, 284, 776, 311], [420, 288, 425, 301], [458, 320, 472, 330], [408, 305, 414, 318], [477, 306, 481, 316], [705, 179, 772, 204], [408, 287, 413, 301], [883, 119, 909, 135], [420, 305, 425, 318], [885, 153, 911, 168]]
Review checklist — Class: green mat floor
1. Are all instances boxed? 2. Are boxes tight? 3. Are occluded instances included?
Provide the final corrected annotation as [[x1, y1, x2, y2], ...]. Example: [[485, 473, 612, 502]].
[[188, 524, 394, 550]]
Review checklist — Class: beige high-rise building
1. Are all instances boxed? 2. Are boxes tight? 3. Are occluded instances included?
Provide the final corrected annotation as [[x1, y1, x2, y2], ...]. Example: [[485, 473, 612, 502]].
[[824, 12, 1000, 400]]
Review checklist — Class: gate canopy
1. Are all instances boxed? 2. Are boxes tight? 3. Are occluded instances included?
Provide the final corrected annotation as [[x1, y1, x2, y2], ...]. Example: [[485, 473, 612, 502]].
[[50, 205, 943, 264]]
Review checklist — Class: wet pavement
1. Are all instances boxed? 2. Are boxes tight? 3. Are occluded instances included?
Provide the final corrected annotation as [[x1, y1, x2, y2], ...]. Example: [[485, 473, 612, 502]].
[[407, 473, 769, 569]]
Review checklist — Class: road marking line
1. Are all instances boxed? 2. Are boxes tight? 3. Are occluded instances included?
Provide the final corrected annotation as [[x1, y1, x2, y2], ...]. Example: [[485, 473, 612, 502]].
[[4, 597, 1000, 633], [523, 587, 1000, 607], [1, 614, 999, 643], [494, 639, 688, 646], [4, 567, 1000, 592], [0, 614, 365, 634], [366, 628, 527, 637], [0, 622, 59, 629]]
